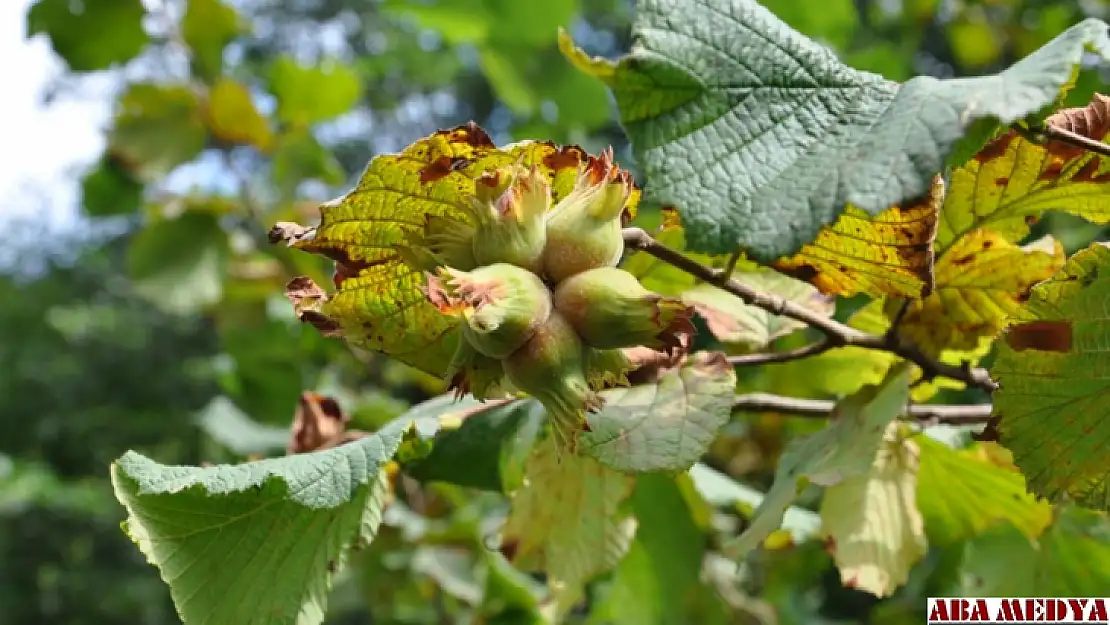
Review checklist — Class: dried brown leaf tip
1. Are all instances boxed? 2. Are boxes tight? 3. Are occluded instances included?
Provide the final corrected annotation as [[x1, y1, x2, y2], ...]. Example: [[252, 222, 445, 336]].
[[287, 391, 367, 454], [284, 276, 341, 337], [269, 221, 316, 245], [1048, 93, 1110, 140], [620, 323, 696, 385]]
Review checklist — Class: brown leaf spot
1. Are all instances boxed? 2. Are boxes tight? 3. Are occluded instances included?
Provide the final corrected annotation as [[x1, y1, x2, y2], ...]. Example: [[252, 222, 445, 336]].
[[419, 155, 470, 183], [994, 177, 1009, 186], [1038, 161, 1065, 182], [974, 133, 1014, 164], [1005, 320, 1073, 352], [952, 254, 975, 267], [543, 145, 589, 173], [460, 120, 495, 147]]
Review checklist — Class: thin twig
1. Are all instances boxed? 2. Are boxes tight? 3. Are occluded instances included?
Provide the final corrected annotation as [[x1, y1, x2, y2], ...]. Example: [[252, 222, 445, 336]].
[[726, 341, 834, 366], [1041, 125, 1110, 159], [622, 228, 999, 392], [732, 392, 993, 425]]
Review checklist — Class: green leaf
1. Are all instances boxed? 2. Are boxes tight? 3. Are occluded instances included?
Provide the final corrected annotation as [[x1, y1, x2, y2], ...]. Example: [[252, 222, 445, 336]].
[[108, 83, 208, 181], [580, 352, 737, 472], [182, 0, 243, 80], [127, 210, 230, 315], [205, 78, 274, 151], [501, 436, 637, 615], [269, 57, 363, 126], [196, 395, 290, 457], [725, 363, 911, 558], [404, 397, 545, 492], [953, 507, 1110, 596], [27, 0, 148, 71], [562, 2, 1110, 259], [383, 0, 491, 45], [80, 157, 143, 217], [992, 242, 1110, 508], [682, 267, 833, 349], [916, 436, 1052, 547], [111, 420, 407, 625], [478, 46, 538, 114], [688, 463, 820, 542], [819, 425, 927, 598]]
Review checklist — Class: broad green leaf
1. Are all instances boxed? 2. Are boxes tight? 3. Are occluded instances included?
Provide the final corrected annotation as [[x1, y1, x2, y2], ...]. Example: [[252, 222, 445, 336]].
[[478, 46, 538, 113], [383, 0, 491, 45], [562, 2, 1110, 259], [80, 157, 143, 216], [486, 0, 578, 47], [108, 84, 208, 181], [688, 463, 821, 542], [196, 396, 289, 457], [819, 425, 927, 598], [682, 267, 833, 349], [205, 78, 274, 151], [949, 522, 1037, 596], [580, 352, 737, 472], [916, 436, 1052, 546], [893, 231, 1065, 358], [405, 397, 545, 492], [953, 507, 1110, 596], [501, 436, 637, 614], [596, 473, 726, 625], [275, 125, 639, 378], [939, 94, 1110, 251], [269, 57, 363, 126], [272, 130, 346, 196], [27, 0, 148, 71], [774, 178, 941, 298], [725, 363, 911, 558], [992, 242, 1110, 508], [127, 210, 230, 315], [182, 0, 243, 80], [111, 420, 408, 625], [760, 0, 857, 49]]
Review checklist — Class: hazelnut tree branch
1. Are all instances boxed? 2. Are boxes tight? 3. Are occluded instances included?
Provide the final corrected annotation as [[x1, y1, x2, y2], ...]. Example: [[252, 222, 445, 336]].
[[732, 392, 993, 425], [621, 227, 999, 392]]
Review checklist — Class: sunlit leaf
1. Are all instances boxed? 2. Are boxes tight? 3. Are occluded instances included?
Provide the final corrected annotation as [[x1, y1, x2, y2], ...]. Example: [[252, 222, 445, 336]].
[[182, 0, 243, 80], [501, 436, 637, 614], [916, 436, 1051, 547], [108, 84, 208, 181], [774, 177, 941, 298], [893, 231, 1065, 358], [939, 94, 1110, 251], [580, 352, 737, 472], [80, 156, 143, 217], [682, 267, 833, 349], [127, 210, 229, 315], [562, 2, 1110, 259], [726, 364, 911, 558], [274, 124, 638, 378], [27, 0, 148, 71], [819, 424, 926, 598], [992, 242, 1110, 509], [269, 56, 363, 126], [111, 420, 407, 625], [205, 78, 274, 151]]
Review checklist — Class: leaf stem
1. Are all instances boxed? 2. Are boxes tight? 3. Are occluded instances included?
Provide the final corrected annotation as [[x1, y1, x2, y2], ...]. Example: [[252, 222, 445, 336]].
[[732, 392, 993, 425], [621, 228, 999, 392]]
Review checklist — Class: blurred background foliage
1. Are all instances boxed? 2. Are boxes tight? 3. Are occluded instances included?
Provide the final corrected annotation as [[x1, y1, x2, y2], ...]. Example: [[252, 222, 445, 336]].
[[6, 0, 1110, 623]]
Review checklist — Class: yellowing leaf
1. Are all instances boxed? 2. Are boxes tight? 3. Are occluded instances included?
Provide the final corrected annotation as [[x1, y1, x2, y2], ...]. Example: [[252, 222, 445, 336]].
[[108, 84, 207, 181], [819, 425, 926, 598], [501, 436, 637, 614], [992, 242, 1110, 508], [273, 123, 639, 378], [726, 365, 911, 558], [915, 436, 1052, 546], [774, 176, 941, 298], [205, 78, 274, 151], [893, 230, 1065, 358], [681, 267, 833, 349], [939, 94, 1110, 251]]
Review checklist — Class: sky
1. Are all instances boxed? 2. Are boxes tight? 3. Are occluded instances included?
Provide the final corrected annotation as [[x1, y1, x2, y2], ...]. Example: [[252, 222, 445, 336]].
[[0, 0, 113, 231]]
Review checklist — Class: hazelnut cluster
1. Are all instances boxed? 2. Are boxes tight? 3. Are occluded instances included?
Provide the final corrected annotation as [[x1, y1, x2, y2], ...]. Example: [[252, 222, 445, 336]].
[[417, 150, 692, 452]]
